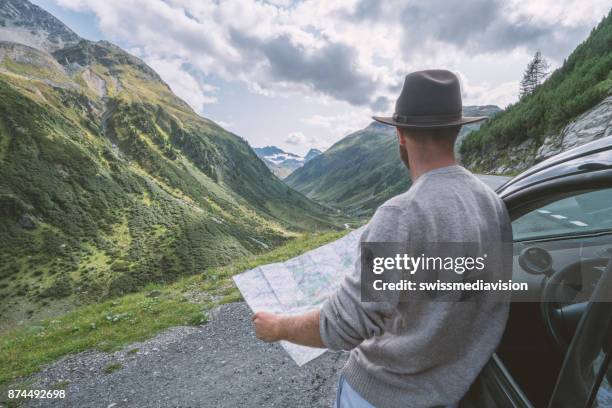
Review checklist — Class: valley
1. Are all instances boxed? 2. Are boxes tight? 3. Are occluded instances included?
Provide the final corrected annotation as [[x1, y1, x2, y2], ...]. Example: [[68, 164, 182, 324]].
[[0, 0, 342, 328]]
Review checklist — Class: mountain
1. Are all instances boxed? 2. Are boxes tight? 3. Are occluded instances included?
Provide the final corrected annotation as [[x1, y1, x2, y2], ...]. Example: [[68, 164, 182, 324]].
[[460, 10, 612, 174], [0, 0, 339, 324], [454, 105, 503, 156], [253, 146, 285, 157], [0, 0, 79, 52], [304, 148, 322, 163], [285, 122, 401, 217], [253, 145, 306, 178], [285, 106, 501, 217]]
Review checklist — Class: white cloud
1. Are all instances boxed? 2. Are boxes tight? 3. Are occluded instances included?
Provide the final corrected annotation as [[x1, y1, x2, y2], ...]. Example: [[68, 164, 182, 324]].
[[146, 57, 217, 113], [507, 0, 611, 27], [53, 0, 609, 114], [214, 120, 234, 129], [284, 131, 306, 145], [466, 81, 520, 109], [301, 110, 371, 140], [284, 131, 328, 151], [456, 71, 520, 109]]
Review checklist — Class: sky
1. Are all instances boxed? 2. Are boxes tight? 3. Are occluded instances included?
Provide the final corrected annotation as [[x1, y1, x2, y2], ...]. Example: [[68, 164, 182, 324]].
[[32, 0, 611, 155]]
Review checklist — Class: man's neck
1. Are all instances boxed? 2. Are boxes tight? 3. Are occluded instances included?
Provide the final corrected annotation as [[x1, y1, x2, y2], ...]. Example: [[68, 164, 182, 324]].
[[407, 150, 457, 181]]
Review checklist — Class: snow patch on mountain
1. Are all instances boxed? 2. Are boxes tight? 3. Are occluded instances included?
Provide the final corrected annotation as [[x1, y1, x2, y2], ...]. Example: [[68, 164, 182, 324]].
[[253, 146, 319, 179]]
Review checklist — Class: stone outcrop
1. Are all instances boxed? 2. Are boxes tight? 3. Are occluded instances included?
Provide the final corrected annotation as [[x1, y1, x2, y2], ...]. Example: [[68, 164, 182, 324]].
[[535, 95, 612, 161], [468, 95, 612, 175]]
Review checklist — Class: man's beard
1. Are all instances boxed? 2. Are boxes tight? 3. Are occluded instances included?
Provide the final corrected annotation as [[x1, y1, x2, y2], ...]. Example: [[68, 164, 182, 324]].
[[399, 143, 410, 169]]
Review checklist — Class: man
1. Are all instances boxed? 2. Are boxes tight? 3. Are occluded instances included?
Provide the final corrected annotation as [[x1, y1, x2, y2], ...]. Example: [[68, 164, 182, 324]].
[[252, 70, 512, 407]]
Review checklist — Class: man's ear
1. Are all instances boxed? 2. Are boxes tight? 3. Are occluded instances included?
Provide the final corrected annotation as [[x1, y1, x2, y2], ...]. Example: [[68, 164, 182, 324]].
[[396, 127, 406, 146]]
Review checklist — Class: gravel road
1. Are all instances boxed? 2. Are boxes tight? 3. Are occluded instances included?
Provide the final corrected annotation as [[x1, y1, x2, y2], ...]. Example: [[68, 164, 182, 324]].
[[23, 302, 347, 408]]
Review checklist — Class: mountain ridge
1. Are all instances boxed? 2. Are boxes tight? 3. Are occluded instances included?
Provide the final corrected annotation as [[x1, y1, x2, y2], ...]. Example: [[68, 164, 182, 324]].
[[253, 145, 321, 179], [304, 148, 322, 162], [0, 0, 339, 325], [286, 106, 501, 217], [0, 0, 80, 52]]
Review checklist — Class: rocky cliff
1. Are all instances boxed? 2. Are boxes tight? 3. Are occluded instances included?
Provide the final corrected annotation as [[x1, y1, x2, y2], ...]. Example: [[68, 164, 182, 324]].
[[467, 95, 612, 174]]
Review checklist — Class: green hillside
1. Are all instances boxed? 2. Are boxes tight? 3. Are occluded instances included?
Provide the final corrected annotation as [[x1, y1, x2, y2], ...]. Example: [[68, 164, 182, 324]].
[[285, 122, 404, 217], [0, 229, 346, 386], [0, 4, 340, 327], [286, 106, 500, 217], [460, 10, 612, 173]]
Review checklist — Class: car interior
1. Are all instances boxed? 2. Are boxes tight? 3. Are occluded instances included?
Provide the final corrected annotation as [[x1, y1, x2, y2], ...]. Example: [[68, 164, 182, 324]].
[[497, 187, 612, 407]]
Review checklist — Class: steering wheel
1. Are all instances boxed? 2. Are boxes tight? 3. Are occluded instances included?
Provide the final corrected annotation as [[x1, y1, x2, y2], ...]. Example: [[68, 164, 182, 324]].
[[540, 257, 610, 353]]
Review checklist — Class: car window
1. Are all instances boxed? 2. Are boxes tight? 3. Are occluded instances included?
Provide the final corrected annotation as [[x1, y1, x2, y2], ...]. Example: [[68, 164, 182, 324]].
[[513, 188, 612, 241]]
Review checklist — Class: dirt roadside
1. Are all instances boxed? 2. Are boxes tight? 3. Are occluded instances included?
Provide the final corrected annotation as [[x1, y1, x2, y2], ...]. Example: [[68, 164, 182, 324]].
[[17, 302, 347, 408]]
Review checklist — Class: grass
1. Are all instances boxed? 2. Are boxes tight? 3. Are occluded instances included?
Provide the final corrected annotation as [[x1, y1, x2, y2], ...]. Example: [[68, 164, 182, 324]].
[[54, 379, 70, 389], [0, 229, 347, 387], [0, 52, 71, 86], [102, 362, 122, 374]]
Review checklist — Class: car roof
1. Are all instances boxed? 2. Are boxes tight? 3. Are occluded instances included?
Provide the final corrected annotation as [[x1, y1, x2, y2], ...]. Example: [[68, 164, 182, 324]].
[[498, 135, 612, 196]]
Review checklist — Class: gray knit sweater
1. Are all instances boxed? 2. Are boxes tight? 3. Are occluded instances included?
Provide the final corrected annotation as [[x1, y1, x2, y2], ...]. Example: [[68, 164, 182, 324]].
[[319, 165, 512, 408]]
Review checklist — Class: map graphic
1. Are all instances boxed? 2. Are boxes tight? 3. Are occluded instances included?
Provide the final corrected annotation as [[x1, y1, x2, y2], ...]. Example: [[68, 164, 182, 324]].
[[233, 226, 365, 366]]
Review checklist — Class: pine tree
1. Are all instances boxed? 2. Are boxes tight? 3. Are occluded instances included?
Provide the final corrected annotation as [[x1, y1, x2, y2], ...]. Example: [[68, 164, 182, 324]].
[[520, 59, 537, 98], [520, 51, 550, 98]]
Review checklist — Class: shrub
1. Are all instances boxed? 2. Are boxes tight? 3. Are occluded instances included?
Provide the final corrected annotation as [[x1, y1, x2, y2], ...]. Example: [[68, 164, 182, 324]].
[[41, 275, 73, 299]]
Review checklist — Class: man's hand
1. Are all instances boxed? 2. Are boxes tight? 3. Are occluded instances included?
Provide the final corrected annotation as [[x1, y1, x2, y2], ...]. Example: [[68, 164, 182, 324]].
[[251, 309, 325, 348], [252, 311, 286, 342]]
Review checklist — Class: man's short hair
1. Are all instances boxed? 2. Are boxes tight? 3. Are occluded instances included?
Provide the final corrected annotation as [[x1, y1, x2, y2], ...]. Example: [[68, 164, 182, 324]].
[[399, 125, 461, 143]]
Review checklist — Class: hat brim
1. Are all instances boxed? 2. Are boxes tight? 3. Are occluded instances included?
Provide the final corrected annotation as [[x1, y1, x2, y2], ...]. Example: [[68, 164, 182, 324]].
[[372, 115, 488, 128]]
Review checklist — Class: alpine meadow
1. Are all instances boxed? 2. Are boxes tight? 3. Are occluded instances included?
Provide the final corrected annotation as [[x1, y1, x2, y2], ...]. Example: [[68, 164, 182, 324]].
[[0, 0, 342, 328]]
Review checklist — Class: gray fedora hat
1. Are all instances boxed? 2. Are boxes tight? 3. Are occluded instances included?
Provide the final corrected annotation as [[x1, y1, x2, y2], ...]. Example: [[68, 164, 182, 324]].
[[373, 69, 487, 128]]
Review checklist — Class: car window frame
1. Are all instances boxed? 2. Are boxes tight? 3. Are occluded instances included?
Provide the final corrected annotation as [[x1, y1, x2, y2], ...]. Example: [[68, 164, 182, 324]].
[[500, 169, 612, 222], [510, 187, 612, 242]]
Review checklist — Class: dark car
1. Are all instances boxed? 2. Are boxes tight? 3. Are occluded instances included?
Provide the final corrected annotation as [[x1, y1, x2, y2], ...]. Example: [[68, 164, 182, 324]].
[[462, 136, 612, 408]]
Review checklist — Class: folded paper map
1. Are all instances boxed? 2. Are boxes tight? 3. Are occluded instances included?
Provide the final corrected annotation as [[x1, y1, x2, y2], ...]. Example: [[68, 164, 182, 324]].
[[233, 226, 365, 366]]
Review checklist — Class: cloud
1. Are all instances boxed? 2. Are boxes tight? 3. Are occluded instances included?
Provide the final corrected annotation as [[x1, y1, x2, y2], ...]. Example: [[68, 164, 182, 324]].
[[300, 110, 372, 142], [460, 76, 519, 109], [214, 120, 234, 129], [337, 0, 383, 22], [284, 131, 330, 151], [374, 0, 607, 60], [54, 0, 610, 114], [285, 131, 311, 145], [230, 31, 381, 107], [146, 57, 218, 113]]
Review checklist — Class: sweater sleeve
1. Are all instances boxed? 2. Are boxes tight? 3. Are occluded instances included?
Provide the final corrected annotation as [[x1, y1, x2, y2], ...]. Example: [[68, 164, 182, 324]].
[[319, 205, 402, 351]]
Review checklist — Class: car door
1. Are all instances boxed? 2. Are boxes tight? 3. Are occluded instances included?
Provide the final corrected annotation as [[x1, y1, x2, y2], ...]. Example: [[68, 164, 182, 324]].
[[461, 181, 612, 408], [462, 257, 611, 408], [546, 259, 611, 408]]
